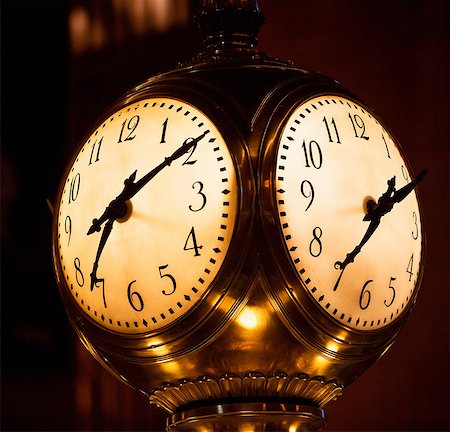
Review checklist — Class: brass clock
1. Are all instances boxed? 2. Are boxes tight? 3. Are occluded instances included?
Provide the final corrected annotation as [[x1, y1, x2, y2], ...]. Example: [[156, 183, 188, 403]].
[[51, 1, 427, 430], [53, 94, 251, 337]]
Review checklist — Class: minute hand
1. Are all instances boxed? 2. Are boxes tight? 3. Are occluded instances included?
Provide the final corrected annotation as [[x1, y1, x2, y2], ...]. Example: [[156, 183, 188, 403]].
[[87, 132, 206, 235], [124, 132, 206, 202], [363, 168, 427, 222]]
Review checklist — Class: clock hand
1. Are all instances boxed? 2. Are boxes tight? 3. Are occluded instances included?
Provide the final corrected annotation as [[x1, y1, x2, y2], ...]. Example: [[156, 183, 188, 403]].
[[91, 218, 114, 290], [363, 168, 427, 222], [333, 217, 382, 292], [87, 132, 206, 235], [333, 169, 427, 291], [87, 132, 207, 301], [89, 217, 114, 307]]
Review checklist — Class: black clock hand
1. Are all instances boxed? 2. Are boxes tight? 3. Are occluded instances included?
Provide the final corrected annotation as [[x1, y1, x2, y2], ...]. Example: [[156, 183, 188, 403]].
[[90, 217, 114, 307], [363, 168, 427, 222], [87, 132, 206, 235], [87, 132, 207, 300], [333, 169, 427, 291], [91, 218, 113, 289]]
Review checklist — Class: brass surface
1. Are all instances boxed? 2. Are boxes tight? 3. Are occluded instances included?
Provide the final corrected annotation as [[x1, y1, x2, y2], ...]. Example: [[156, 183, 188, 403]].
[[168, 402, 326, 431], [150, 371, 342, 413]]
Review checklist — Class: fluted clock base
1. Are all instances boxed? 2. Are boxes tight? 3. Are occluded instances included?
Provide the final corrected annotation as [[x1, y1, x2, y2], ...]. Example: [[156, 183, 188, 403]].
[[167, 402, 326, 431]]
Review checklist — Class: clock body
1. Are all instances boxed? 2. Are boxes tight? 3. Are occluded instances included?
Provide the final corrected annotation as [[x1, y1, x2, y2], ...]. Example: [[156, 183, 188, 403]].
[[52, 56, 425, 412]]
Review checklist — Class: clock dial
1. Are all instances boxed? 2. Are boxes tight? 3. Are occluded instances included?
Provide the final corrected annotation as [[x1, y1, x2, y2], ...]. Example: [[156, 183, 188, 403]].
[[274, 95, 423, 331], [56, 97, 238, 334]]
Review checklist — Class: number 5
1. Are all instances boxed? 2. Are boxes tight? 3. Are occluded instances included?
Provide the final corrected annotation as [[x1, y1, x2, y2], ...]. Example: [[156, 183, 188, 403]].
[[384, 277, 396, 307], [159, 264, 177, 296]]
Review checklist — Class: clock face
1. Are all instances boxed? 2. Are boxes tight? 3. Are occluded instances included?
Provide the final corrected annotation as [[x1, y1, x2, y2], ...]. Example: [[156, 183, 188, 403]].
[[274, 95, 423, 331], [55, 97, 238, 334]]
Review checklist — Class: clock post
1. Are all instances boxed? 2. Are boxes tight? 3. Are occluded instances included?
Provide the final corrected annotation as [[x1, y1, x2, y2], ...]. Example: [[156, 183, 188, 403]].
[[52, 1, 425, 431]]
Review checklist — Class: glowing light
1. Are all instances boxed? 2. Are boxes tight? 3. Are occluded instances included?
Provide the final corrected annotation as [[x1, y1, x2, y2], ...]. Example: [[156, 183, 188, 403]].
[[312, 354, 329, 370], [69, 6, 90, 55], [236, 306, 262, 330], [326, 341, 339, 353], [69, 0, 190, 55], [160, 360, 182, 376]]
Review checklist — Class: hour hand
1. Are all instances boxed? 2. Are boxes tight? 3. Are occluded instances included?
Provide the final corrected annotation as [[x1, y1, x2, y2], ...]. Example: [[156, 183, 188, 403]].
[[87, 171, 137, 235]]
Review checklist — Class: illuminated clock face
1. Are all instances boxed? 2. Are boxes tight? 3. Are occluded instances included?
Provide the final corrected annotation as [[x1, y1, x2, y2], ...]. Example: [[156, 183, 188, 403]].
[[274, 95, 423, 331], [55, 97, 238, 333]]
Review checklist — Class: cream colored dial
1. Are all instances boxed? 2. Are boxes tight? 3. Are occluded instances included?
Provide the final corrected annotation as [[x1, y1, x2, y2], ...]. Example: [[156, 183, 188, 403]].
[[56, 97, 238, 333], [275, 95, 423, 330]]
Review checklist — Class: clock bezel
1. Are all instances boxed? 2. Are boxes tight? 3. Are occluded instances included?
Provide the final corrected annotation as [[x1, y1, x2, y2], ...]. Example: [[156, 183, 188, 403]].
[[259, 86, 425, 350], [52, 77, 256, 358]]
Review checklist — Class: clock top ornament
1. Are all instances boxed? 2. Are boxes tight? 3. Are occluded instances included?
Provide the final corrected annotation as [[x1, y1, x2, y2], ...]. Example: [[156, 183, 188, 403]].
[[52, 1, 425, 431]]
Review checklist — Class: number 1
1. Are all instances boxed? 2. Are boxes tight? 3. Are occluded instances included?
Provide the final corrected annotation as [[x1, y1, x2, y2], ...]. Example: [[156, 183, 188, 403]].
[[382, 134, 391, 159], [160, 118, 168, 143]]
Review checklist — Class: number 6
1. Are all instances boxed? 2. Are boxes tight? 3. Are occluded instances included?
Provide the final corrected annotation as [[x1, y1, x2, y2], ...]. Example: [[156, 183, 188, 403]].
[[359, 279, 373, 310]]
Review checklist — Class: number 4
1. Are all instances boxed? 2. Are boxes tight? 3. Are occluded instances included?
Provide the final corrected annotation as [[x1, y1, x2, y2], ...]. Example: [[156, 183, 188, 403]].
[[184, 226, 203, 256], [406, 253, 414, 281]]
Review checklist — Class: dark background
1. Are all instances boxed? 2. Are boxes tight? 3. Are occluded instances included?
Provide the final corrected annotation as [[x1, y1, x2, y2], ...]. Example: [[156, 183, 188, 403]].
[[1, 1, 449, 430]]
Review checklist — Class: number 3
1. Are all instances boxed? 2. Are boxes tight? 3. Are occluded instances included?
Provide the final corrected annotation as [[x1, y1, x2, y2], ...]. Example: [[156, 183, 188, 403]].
[[189, 181, 206, 212]]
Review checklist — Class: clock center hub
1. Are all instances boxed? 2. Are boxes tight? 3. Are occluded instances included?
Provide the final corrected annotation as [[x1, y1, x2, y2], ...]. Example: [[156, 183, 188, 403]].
[[363, 196, 377, 215], [116, 200, 132, 223]]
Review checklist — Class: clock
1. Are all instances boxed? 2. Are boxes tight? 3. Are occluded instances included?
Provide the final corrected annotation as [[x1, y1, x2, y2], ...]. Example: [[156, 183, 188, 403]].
[[53, 96, 240, 334], [261, 94, 425, 332], [49, 1, 430, 428]]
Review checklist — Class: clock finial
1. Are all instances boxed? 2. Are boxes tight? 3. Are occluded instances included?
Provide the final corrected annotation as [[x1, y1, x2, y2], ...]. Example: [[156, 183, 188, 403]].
[[195, 0, 265, 49]]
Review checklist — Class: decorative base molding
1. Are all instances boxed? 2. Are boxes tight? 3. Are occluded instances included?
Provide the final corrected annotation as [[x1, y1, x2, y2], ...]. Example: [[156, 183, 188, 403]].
[[149, 371, 343, 413], [168, 402, 327, 432]]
